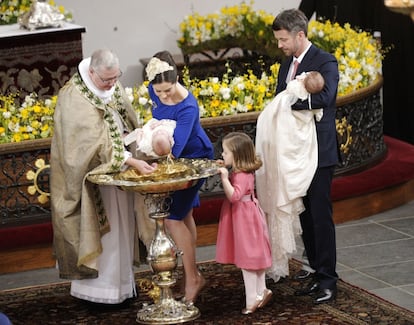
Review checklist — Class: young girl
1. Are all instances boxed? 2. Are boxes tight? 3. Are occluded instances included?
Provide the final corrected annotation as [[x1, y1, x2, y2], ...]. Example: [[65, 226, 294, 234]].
[[215, 132, 273, 314]]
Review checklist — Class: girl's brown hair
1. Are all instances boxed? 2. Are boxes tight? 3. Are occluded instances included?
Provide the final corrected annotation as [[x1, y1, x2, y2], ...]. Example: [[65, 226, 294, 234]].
[[223, 132, 262, 172]]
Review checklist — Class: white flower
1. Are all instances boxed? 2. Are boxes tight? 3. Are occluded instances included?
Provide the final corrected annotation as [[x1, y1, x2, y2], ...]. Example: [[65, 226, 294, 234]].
[[138, 97, 148, 105], [137, 84, 149, 96], [199, 104, 207, 117], [8, 121, 20, 133], [3, 111, 11, 119], [232, 76, 243, 83], [236, 83, 245, 91], [41, 115, 53, 122], [124, 87, 132, 95], [236, 103, 248, 113], [199, 87, 214, 96], [220, 87, 231, 100], [125, 87, 134, 103], [23, 94, 36, 106], [348, 52, 356, 59]]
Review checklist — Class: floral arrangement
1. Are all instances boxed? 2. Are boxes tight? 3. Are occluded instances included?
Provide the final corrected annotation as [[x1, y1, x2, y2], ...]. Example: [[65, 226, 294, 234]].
[[308, 20, 383, 96], [0, 0, 72, 25], [177, 2, 382, 97], [126, 62, 280, 122], [0, 2, 383, 144], [128, 17, 383, 121], [185, 63, 279, 118], [177, 1, 281, 58], [0, 92, 56, 143], [125, 83, 153, 125]]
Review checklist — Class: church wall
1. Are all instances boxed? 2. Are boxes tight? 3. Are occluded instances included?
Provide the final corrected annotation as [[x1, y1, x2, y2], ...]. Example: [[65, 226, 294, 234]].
[[56, 0, 300, 87]]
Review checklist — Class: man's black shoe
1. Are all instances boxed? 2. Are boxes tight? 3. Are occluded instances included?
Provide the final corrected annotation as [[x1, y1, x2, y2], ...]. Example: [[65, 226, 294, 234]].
[[293, 270, 314, 280], [313, 288, 336, 304], [294, 281, 320, 296]]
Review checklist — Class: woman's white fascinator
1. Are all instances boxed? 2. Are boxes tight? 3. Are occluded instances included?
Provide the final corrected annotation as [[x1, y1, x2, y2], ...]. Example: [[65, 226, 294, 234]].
[[146, 57, 174, 82]]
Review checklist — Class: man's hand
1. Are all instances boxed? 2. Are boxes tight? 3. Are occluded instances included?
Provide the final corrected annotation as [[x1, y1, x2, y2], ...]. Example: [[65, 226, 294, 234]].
[[126, 157, 157, 174]]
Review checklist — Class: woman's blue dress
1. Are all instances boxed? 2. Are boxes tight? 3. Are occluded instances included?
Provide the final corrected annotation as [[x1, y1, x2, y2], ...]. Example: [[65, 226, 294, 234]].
[[149, 84, 214, 220]]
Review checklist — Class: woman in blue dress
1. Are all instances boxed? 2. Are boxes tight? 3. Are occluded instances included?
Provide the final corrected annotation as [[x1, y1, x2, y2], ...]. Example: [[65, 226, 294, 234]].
[[145, 51, 214, 304]]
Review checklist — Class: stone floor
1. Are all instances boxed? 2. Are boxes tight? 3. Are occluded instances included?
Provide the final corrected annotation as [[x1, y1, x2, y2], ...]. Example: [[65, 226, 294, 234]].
[[1, 200, 413, 313]]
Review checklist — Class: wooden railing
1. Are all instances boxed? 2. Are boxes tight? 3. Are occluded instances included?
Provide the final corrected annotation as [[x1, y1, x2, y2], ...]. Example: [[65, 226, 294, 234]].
[[0, 77, 385, 227]]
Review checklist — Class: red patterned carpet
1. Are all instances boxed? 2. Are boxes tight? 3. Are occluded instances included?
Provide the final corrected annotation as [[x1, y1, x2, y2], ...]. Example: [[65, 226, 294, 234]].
[[1, 260, 414, 325]]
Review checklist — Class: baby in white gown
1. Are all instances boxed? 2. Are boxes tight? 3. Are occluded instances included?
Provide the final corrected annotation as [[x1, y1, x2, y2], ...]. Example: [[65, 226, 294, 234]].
[[288, 71, 325, 121], [125, 118, 176, 158]]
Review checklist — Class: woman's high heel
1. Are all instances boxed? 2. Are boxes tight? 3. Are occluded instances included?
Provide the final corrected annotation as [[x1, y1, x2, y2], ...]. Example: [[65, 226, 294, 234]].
[[182, 272, 206, 305]]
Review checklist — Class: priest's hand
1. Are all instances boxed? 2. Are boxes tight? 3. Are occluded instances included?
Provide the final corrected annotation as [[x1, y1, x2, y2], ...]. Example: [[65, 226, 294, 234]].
[[126, 157, 157, 174]]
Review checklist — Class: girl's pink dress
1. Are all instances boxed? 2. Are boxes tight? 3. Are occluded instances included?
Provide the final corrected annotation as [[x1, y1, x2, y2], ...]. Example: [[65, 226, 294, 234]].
[[215, 171, 272, 270]]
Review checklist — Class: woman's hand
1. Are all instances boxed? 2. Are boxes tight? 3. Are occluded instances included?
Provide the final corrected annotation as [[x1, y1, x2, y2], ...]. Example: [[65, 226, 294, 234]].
[[126, 157, 157, 174], [150, 120, 162, 129]]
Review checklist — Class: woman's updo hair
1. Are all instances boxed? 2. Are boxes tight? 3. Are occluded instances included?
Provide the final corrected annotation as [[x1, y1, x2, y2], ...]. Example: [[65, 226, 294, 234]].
[[150, 51, 178, 84]]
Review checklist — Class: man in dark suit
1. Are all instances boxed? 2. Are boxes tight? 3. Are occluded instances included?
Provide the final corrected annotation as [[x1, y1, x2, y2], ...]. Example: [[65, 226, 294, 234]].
[[298, 0, 414, 145], [272, 8, 339, 304]]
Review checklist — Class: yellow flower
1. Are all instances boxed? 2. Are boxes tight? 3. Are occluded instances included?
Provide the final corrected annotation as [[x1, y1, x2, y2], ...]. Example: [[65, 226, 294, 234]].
[[0, 92, 56, 143], [177, 1, 279, 58], [211, 99, 221, 108], [127, 62, 280, 120], [33, 105, 42, 113], [12, 133, 21, 142], [308, 20, 382, 96], [20, 108, 29, 119], [178, 3, 382, 98]]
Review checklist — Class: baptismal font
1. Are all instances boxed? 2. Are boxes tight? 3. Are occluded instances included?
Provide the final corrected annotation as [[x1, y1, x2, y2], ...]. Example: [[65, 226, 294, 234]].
[[88, 158, 218, 324], [135, 191, 198, 325]]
